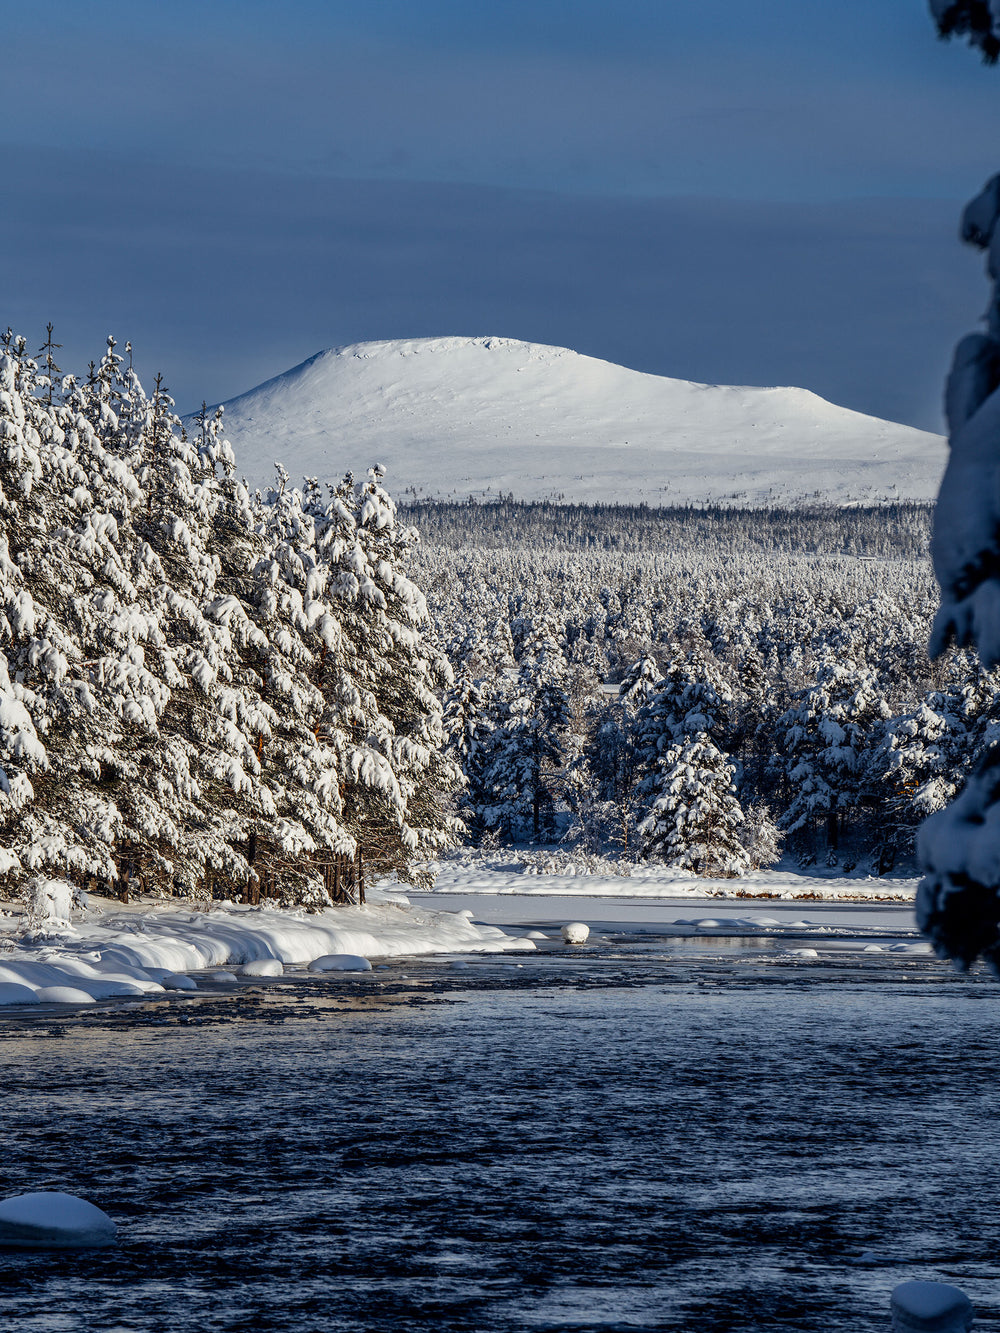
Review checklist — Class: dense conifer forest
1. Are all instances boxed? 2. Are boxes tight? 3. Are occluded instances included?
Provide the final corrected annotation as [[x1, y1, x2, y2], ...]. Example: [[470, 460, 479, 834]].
[[0, 331, 461, 906], [403, 498, 987, 875]]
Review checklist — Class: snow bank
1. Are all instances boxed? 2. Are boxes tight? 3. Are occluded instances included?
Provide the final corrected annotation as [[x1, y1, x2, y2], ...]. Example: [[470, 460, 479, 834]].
[[0, 892, 532, 1007], [425, 854, 919, 903]]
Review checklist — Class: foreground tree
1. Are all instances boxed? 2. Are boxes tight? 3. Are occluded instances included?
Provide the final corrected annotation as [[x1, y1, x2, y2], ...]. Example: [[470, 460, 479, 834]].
[[917, 2, 1000, 969]]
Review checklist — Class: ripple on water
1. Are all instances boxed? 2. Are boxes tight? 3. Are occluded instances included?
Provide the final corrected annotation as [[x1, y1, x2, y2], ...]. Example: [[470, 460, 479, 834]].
[[0, 964, 998, 1331]]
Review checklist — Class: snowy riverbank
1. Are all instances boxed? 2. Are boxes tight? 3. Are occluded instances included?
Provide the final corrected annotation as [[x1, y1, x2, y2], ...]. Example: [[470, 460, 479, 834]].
[[0, 888, 538, 1007], [0, 858, 929, 1009], [423, 851, 920, 902]]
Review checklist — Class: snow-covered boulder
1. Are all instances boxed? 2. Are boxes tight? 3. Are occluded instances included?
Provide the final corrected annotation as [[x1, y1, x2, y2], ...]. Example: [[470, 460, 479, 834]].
[[241, 959, 283, 977], [161, 973, 197, 991], [891, 1280, 974, 1332], [0, 1193, 116, 1248], [33, 986, 96, 1005], [308, 954, 372, 972], [561, 922, 590, 945]]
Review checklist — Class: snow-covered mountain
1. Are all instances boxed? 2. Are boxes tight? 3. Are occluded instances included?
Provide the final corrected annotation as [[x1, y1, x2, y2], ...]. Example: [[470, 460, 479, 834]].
[[206, 336, 946, 505]]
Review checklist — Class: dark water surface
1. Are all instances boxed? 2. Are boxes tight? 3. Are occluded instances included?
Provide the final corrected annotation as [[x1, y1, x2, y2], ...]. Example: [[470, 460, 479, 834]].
[[1, 956, 999, 1332]]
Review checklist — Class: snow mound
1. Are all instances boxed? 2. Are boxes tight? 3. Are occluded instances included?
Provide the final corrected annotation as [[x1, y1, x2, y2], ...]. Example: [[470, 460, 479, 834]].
[[0, 1192, 116, 1249], [33, 986, 96, 1005], [160, 972, 198, 990], [206, 336, 946, 506], [891, 1280, 974, 1332], [562, 922, 590, 945], [27, 878, 74, 925], [241, 959, 284, 977], [308, 953, 372, 972]]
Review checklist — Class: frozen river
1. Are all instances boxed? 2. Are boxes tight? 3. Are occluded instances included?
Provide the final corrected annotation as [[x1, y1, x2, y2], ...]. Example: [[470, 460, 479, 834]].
[[1, 906, 998, 1332]]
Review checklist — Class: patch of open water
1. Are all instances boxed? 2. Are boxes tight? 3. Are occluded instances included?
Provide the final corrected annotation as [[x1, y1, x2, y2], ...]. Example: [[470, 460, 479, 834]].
[[0, 949, 998, 1332]]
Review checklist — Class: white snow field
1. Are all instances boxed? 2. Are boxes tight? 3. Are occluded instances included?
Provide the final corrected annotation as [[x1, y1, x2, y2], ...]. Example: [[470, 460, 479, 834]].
[[206, 336, 946, 505], [425, 851, 920, 902]]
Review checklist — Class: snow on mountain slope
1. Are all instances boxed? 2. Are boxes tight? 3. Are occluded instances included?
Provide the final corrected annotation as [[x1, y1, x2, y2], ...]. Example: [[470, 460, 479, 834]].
[[206, 336, 946, 505]]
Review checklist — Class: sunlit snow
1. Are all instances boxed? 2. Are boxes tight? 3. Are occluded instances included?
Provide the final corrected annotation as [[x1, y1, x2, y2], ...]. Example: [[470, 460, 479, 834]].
[[204, 337, 945, 506]]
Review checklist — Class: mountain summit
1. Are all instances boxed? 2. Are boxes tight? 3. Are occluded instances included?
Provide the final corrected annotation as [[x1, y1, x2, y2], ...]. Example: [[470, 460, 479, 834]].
[[207, 336, 945, 505]]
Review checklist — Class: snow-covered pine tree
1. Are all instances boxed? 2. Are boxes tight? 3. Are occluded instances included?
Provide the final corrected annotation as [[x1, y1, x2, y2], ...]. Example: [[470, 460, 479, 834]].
[[443, 669, 497, 836], [0, 330, 194, 897], [637, 736, 753, 876], [631, 649, 733, 773], [479, 616, 570, 840], [913, 3, 1000, 967], [618, 652, 662, 708], [302, 466, 463, 881], [778, 656, 891, 862], [631, 650, 766, 873], [868, 683, 973, 872], [0, 330, 460, 905]]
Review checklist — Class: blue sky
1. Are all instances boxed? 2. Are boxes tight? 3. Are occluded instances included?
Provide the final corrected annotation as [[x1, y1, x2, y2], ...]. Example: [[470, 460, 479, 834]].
[[3, 0, 999, 428]]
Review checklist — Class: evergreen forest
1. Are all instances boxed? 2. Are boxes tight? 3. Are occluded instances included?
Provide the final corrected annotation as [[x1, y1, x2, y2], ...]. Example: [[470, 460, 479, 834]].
[[0, 326, 980, 906], [408, 498, 988, 877]]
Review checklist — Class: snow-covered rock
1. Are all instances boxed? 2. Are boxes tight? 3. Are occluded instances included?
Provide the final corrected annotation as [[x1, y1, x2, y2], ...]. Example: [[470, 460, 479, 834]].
[[205, 337, 945, 507], [159, 972, 198, 991], [33, 986, 96, 1005], [241, 958, 283, 977], [891, 1280, 974, 1332], [308, 953, 372, 972], [0, 1193, 116, 1248], [561, 922, 590, 945]]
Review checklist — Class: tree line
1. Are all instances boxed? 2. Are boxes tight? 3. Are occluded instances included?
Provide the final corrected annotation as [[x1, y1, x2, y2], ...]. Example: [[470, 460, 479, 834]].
[[0, 329, 459, 905], [407, 499, 990, 875]]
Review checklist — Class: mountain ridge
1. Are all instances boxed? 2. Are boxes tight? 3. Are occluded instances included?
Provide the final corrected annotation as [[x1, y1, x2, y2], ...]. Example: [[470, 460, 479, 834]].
[[200, 336, 946, 506]]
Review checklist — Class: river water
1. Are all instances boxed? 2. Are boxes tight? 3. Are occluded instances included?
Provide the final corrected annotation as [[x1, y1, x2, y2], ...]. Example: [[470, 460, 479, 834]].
[[1, 934, 999, 1332]]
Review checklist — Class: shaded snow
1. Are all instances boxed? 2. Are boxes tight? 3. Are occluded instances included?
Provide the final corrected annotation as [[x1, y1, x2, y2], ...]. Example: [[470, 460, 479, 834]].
[[0, 1192, 116, 1249], [202, 337, 945, 507]]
